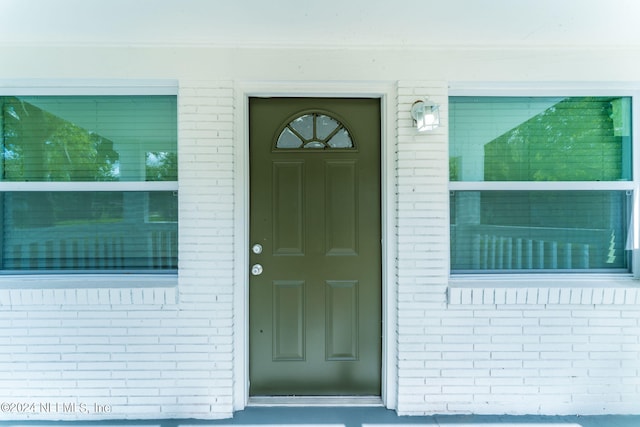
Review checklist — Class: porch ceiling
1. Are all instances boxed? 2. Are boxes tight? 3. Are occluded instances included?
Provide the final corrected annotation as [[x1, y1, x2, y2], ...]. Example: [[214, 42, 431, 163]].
[[0, 0, 639, 49]]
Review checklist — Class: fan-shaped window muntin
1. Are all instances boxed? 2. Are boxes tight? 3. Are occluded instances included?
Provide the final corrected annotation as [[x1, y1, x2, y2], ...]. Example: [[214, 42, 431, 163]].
[[276, 113, 355, 150]]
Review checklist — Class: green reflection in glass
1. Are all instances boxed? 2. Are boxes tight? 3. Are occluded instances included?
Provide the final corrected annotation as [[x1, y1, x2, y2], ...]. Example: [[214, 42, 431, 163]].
[[1, 96, 177, 182], [450, 97, 632, 182]]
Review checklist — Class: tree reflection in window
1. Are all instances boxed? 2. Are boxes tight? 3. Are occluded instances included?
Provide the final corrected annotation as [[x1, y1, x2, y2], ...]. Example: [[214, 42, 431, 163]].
[[146, 151, 177, 181], [276, 113, 354, 149], [2, 97, 120, 182], [0, 95, 178, 271]]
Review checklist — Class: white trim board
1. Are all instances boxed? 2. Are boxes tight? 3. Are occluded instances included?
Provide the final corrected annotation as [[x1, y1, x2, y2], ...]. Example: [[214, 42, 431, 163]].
[[0, 79, 178, 95], [248, 396, 383, 407]]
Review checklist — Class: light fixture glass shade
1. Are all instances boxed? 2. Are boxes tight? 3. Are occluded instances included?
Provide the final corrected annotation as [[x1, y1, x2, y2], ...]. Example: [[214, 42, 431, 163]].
[[411, 100, 440, 131]]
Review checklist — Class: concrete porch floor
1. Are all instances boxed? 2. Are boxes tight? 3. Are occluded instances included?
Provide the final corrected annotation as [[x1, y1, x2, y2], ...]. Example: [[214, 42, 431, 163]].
[[4, 407, 640, 427]]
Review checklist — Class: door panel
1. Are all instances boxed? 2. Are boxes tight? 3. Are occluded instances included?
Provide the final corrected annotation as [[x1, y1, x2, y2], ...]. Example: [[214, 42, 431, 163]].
[[272, 162, 305, 255], [325, 161, 358, 256], [249, 97, 381, 396], [272, 280, 305, 361], [325, 280, 359, 360]]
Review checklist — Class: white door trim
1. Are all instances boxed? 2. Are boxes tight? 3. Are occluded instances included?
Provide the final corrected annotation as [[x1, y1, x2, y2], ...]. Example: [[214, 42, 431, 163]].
[[233, 81, 398, 411]]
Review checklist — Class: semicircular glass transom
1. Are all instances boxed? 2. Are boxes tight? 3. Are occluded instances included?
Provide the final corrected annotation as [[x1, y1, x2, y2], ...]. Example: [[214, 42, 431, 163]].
[[276, 113, 354, 149]]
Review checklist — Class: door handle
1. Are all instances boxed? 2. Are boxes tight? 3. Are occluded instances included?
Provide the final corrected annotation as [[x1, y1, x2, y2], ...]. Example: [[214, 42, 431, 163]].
[[251, 264, 263, 276]]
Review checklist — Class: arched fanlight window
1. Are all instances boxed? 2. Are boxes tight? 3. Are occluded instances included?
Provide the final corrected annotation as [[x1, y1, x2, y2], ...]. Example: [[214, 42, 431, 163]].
[[276, 113, 354, 149]]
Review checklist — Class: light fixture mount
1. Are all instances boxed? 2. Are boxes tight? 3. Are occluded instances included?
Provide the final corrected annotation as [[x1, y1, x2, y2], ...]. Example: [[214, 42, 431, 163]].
[[411, 99, 440, 131]]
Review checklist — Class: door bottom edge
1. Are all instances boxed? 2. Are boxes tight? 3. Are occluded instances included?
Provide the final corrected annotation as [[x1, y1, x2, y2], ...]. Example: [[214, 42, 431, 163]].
[[248, 396, 383, 407]]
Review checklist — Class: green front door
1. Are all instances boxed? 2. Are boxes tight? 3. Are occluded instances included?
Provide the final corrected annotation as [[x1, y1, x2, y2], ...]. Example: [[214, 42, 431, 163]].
[[249, 97, 382, 396]]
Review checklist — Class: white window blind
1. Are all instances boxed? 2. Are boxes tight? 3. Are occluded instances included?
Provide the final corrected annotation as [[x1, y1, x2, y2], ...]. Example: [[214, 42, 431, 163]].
[[0, 95, 177, 273], [450, 96, 633, 273]]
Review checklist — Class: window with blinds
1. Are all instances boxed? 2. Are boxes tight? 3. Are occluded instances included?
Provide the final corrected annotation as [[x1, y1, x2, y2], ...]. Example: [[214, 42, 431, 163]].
[[0, 95, 177, 273], [449, 96, 633, 273]]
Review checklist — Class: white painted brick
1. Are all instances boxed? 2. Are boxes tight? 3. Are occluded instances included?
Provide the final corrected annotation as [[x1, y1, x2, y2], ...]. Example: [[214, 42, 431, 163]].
[[0, 82, 236, 419], [3, 78, 640, 420]]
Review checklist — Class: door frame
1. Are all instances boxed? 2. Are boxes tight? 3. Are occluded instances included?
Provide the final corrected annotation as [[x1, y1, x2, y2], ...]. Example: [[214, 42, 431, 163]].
[[233, 81, 398, 411]]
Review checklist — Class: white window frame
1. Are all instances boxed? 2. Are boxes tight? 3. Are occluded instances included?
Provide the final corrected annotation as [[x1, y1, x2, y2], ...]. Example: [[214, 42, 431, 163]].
[[0, 80, 179, 287], [448, 82, 640, 284]]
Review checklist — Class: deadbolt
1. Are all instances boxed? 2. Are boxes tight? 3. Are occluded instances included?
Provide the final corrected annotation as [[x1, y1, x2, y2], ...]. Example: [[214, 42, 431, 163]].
[[251, 244, 263, 254]]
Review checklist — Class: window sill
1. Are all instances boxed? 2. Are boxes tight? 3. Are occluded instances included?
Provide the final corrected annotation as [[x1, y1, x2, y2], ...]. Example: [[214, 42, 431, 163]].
[[448, 274, 640, 305], [0, 274, 178, 306]]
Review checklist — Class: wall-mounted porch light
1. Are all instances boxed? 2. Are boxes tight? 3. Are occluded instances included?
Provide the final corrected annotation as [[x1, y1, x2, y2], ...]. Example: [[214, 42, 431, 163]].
[[411, 99, 440, 131]]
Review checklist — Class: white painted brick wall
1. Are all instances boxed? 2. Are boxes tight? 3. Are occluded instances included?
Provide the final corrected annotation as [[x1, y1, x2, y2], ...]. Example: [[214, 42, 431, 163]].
[[396, 81, 450, 414], [397, 302, 640, 415], [395, 81, 640, 416], [171, 80, 235, 419], [2, 77, 640, 420], [0, 81, 235, 421]]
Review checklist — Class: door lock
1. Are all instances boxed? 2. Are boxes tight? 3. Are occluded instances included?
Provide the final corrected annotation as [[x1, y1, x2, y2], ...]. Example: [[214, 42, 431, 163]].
[[251, 264, 263, 276], [251, 244, 263, 254]]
